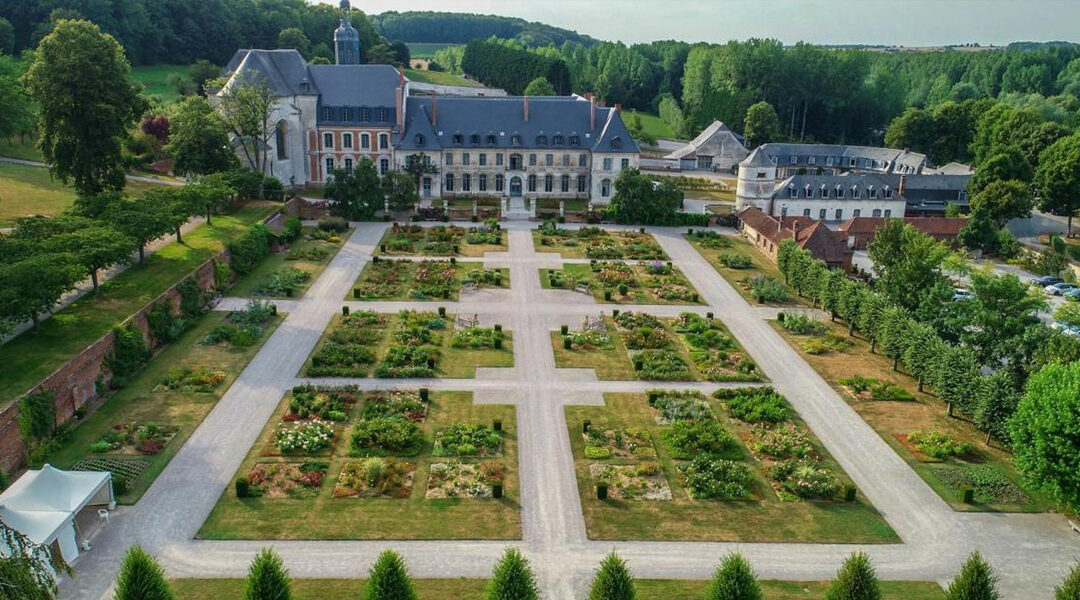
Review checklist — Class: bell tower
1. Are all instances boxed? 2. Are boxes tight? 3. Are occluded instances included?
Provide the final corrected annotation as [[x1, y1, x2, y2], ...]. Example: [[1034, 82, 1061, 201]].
[[334, 0, 361, 65]]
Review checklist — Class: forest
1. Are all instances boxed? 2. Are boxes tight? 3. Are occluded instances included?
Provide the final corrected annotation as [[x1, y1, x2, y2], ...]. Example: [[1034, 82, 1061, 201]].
[[371, 11, 597, 48]]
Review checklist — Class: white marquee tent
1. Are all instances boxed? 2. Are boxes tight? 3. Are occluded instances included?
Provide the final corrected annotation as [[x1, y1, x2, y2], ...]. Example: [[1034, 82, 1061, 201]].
[[0, 465, 113, 564]]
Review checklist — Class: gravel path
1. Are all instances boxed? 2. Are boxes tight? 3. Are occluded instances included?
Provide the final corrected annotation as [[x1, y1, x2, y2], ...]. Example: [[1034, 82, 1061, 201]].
[[58, 221, 1080, 600]]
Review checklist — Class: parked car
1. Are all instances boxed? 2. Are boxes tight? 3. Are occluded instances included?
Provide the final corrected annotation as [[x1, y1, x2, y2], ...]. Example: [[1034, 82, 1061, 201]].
[[1033, 275, 1064, 287], [1065, 288, 1080, 301], [1045, 283, 1079, 296], [1051, 322, 1080, 336], [952, 288, 974, 301]]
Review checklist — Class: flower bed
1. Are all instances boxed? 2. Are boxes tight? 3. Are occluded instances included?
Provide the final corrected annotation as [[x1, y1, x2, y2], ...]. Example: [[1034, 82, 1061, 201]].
[[565, 329, 613, 349], [905, 430, 974, 461], [287, 385, 359, 422], [451, 327, 503, 349], [675, 313, 760, 382], [633, 349, 692, 380], [749, 423, 816, 460], [308, 311, 388, 377], [680, 455, 754, 500], [927, 464, 1030, 505], [426, 461, 505, 499], [591, 462, 672, 500], [593, 262, 636, 287], [661, 419, 741, 460], [153, 366, 227, 393], [614, 311, 662, 330], [202, 300, 276, 347], [716, 387, 788, 423], [374, 311, 445, 378], [246, 462, 327, 499], [583, 426, 656, 460], [360, 390, 429, 422], [412, 261, 458, 298], [624, 326, 669, 350], [333, 458, 414, 498], [615, 232, 667, 260], [433, 423, 503, 457], [352, 260, 408, 299], [648, 390, 714, 424], [768, 459, 840, 500], [274, 419, 335, 455], [89, 422, 178, 456], [348, 416, 425, 456], [253, 267, 311, 297]]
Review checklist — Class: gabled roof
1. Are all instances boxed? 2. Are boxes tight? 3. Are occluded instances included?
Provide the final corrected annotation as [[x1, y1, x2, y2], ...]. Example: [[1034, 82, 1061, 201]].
[[837, 216, 968, 237], [222, 49, 313, 97], [739, 207, 850, 265], [665, 120, 748, 160], [796, 220, 851, 265], [308, 64, 400, 107], [739, 142, 928, 173]]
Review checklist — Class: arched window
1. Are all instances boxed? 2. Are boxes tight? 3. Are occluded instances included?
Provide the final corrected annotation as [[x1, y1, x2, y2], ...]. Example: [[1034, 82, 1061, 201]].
[[324, 157, 334, 177], [379, 133, 389, 150], [275, 121, 288, 160], [601, 178, 612, 197], [804, 185, 813, 199], [820, 185, 828, 199], [379, 158, 389, 174], [344, 158, 354, 173]]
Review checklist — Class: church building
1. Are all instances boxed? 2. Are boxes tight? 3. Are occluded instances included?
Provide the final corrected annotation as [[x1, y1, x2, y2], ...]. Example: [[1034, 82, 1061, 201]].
[[215, 0, 640, 204]]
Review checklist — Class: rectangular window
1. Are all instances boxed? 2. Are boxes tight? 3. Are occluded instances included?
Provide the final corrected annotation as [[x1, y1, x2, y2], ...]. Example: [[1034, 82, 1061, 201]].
[[322, 108, 333, 121], [808, 156, 816, 165], [578, 153, 588, 167], [803, 209, 811, 217], [820, 187, 828, 199], [826, 157, 834, 166], [529, 154, 537, 166], [323, 133, 333, 148], [495, 174, 504, 192], [836, 187, 844, 198], [562, 154, 570, 167], [561, 174, 570, 193], [621, 158, 630, 169], [379, 158, 388, 175], [344, 158, 353, 173], [884, 209, 892, 218], [545, 154, 554, 167], [479, 174, 487, 192], [834, 209, 842, 220], [852, 187, 860, 199], [790, 156, 797, 164], [578, 175, 587, 193], [462, 174, 471, 192], [479, 153, 487, 166], [324, 157, 334, 175], [446, 153, 453, 166], [819, 208, 826, 219], [544, 174, 553, 192], [528, 174, 537, 192], [884, 188, 893, 199], [463, 153, 471, 166], [379, 133, 389, 150], [343, 133, 353, 149], [360, 108, 370, 121], [603, 157, 612, 170], [445, 174, 454, 192], [496, 153, 504, 166], [343, 108, 353, 121], [361, 133, 370, 149], [853, 209, 861, 217]]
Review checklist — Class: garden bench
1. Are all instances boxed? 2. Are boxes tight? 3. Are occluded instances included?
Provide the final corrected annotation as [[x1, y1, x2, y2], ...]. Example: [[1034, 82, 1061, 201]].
[[456, 315, 479, 328], [574, 283, 591, 295], [583, 315, 606, 332]]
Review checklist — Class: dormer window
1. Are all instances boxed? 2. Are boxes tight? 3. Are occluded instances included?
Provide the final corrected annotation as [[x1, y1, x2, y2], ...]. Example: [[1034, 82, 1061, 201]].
[[820, 185, 828, 199], [536, 135, 548, 145], [852, 186, 861, 199], [835, 185, 844, 198], [868, 186, 877, 199], [569, 135, 580, 146], [826, 157, 834, 166], [322, 108, 333, 121], [360, 108, 371, 122], [804, 185, 813, 199], [376, 108, 390, 121], [415, 134, 425, 146], [848, 157, 857, 167], [553, 135, 564, 145], [343, 108, 353, 121], [486, 134, 497, 145], [790, 156, 797, 165], [452, 134, 464, 145], [788, 185, 797, 198], [511, 134, 521, 146], [808, 156, 816, 165], [611, 136, 622, 149], [884, 187, 893, 199], [470, 134, 481, 145]]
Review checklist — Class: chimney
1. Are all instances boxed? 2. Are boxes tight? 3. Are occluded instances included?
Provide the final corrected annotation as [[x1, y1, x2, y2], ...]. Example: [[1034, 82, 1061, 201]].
[[524, 95, 530, 122], [588, 93, 596, 129], [791, 220, 800, 238], [398, 65, 405, 86], [432, 94, 438, 126], [898, 174, 906, 197]]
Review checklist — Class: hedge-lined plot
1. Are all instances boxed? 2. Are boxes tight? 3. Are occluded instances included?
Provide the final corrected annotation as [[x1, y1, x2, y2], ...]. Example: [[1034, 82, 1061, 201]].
[[305, 310, 513, 379], [375, 222, 506, 257], [350, 259, 509, 301], [540, 261, 703, 305], [552, 312, 763, 382], [199, 389, 520, 540], [534, 224, 668, 260], [229, 225, 351, 299], [567, 392, 896, 542]]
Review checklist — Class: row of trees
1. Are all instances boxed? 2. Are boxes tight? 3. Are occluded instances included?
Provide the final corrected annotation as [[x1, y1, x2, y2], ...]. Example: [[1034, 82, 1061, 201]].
[[461, 39, 572, 96], [97, 544, 1080, 600], [371, 11, 597, 48], [324, 160, 419, 221]]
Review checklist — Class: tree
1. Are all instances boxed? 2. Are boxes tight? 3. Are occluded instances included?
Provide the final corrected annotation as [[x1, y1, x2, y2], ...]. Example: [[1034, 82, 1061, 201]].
[[366, 550, 417, 600], [960, 271, 1045, 365], [705, 552, 761, 600], [381, 170, 418, 212], [22, 19, 146, 196], [181, 179, 234, 225], [658, 95, 686, 138], [626, 112, 656, 146], [945, 552, 999, 600], [244, 548, 292, 600], [402, 153, 439, 196], [107, 196, 173, 262], [188, 60, 220, 96], [1055, 302, 1080, 328], [216, 74, 275, 198], [974, 371, 1020, 443], [902, 321, 944, 391], [485, 548, 539, 600], [606, 168, 683, 225], [0, 56, 36, 146], [166, 96, 237, 177], [326, 161, 382, 221], [743, 101, 780, 148], [824, 551, 881, 600], [47, 226, 133, 292], [0, 17, 14, 55], [968, 147, 1033, 193], [588, 551, 635, 600], [933, 344, 982, 416], [1009, 361, 1080, 511], [114, 545, 175, 600], [867, 220, 949, 312], [1035, 134, 1080, 235], [968, 180, 1034, 228], [0, 253, 81, 329], [276, 28, 310, 58], [522, 76, 556, 96], [884, 107, 936, 155], [1056, 562, 1080, 600], [0, 520, 64, 600]]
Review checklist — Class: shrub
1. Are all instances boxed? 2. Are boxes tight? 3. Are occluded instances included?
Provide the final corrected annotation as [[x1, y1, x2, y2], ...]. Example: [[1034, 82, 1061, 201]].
[[114, 546, 175, 600], [16, 390, 55, 445], [451, 327, 503, 349], [839, 376, 914, 401], [434, 423, 502, 456], [662, 420, 740, 459], [688, 230, 732, 249], [706, 553, 762, 600], [227, 224, 273, 275], [486, 548, 540, 600], [636, 349, 692, 380], [108, 326, 151, 388], [624, 326, 669, 350], [244, 548, 293, 600], [588, 552, 635, 600], [907, 430, 973, 460], [178, 277, 209, 317], [366, 550, 417, 600], [750, 423, 815, 460], [681, 455, 753, 499], [719, 253, 753, 269], [721, 388, 788, 423], [778, 312, 826, 335], [254, 267, 311, 297], [318, 216, 349, 233], [651, 390, 714, 422], [801, 332, 853, 354], [825, 552, 880, 600], [235, 477, 251, 498], [770, 459, 839, 499], [155, 366, 227, 393], [945, 552, 999, 600], [748, 275, 789, 303], [282, 216, 302, 242], [274, 419, 334, 454], [350, 416, 424, 456]]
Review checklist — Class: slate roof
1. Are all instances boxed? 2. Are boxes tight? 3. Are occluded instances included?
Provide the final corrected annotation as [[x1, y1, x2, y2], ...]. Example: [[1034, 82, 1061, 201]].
[[742, 146, 776, 168], [222, 49, 314, 96], [308, 64, 399, 107], [739, 142, 928, 174], [665, 120, 747, 160], [397, 96, 639, 153], [765, 172, 970, 206]]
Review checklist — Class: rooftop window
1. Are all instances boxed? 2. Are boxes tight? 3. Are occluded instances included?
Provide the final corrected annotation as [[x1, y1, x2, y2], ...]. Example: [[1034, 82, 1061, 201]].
[[611, 136, 622, 149], [470, 134, 481, 144], [415, 134, 425, 146], [452, 134, 464, 145], [553, 135, 564, 145], [569, 135, 580, 146], [536, 135, 548, 145], [486, 134, 497, 145]]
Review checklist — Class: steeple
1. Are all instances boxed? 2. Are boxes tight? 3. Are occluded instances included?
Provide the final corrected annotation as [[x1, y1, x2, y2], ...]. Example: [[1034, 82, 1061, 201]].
[[334, 0, 361, 65]]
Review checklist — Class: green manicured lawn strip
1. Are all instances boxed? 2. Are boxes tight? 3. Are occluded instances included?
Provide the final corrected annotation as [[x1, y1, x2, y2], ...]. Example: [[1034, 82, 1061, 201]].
[[198, 391, 521, 540], [771, 319, 1052, 513], [172, 578, 487, 599], [0, 203, 277, 405], [637, 580, 943, 599], [0, 162, 160, 225], [406, 43, 461, 58], [628, 110, 681, 140], [568, 393, 897, 543], [441, 328, 514, 379], [42, 311, 281, 503], [551, 330, 637, 380], [228, 227, 351, 299], [405, 68, 479, 87]]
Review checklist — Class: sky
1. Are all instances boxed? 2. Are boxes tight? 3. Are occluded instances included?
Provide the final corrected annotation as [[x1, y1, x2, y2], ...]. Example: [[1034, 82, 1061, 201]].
[[327, 0, 1080, 47]]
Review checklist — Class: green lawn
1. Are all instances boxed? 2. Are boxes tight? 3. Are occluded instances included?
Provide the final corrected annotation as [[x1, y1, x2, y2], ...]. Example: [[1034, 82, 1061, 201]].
[[228, 227, 351, 299], [405, 68, 480, 88], [0, 162, 160, 226], [0, 136, 43, 162], [132, 64, 189, 105], [40, 311, 280, 502], [637, 580, 944, 599], [568, 393, 897, 543], [198, 391, 521, 540], [629, 110, 683, 140], [0, 203, 277, 406], [406, 43, 461, 59]]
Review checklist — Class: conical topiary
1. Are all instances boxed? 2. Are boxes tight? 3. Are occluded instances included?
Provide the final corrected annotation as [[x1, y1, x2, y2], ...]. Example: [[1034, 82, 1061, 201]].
[[705, 552, 761, 600], [946, 552, 999, 600], [824, 551, 881, 600], [485, 547, 539, 600], [588, 551, 635, 600], [366, 550, 418, 600], [114, 545, 175, 600], [1057, 562, 1080, 600], [244, 548, 292, 600]]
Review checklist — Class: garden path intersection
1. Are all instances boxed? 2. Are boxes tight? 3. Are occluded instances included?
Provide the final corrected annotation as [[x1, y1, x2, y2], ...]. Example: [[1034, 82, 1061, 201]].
[[59, 222, 1077, 600]]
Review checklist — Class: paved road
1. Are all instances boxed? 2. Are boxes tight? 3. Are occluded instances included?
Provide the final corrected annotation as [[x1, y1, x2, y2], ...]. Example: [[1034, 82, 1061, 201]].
[[59, 221, 1079, 600]]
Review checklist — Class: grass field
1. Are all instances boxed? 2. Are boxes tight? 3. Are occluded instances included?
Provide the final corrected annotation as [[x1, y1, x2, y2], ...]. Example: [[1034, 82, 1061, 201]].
[[568, 393, 897, 543], [0, 203, 277, 406], [405, 68, 480, 88], [171, 578, 943, 600], [771, 319, 1053, 513], [406, 43, 461, 58], [132, 64, 188, 105], [629, 110, 684, 140], [40, 311, 281, 503], [198, 391, 521, 540], [0, 162, 159, 226], [0, 136, 43, 162]]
